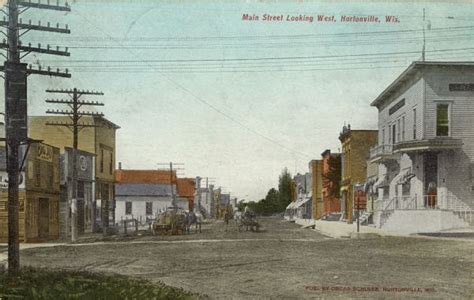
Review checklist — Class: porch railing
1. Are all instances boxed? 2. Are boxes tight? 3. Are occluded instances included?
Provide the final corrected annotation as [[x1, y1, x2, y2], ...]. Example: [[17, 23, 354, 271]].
[[369, 144, 393, 159]]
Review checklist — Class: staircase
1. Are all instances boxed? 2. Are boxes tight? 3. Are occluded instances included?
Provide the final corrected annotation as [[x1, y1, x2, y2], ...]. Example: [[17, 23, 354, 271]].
[[358, 211, 373, 225]]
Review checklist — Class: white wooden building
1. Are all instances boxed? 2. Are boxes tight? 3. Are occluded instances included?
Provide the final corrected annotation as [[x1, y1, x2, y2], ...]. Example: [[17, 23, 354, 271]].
[[369, 62, 474, 234]]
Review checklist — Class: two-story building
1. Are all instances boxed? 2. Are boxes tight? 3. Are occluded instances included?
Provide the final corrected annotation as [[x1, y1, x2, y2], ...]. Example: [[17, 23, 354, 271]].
[[29, 115, 119, 233], [0, 143, 60, 242], [321, 150, 342, 219], [370, 61, 474, 234], [309, 160, 323, 220], [339, 126, 377, 222]]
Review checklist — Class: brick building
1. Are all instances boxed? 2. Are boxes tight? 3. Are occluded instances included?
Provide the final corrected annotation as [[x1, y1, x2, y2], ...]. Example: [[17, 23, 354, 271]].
[[321, 150, 341, 217], [309, 160, 323, 220], [339, 125, 377, 222]]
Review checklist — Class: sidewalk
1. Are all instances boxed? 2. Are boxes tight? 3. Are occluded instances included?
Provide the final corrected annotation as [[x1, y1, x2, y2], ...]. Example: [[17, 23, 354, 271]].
[[313, 220, 398, 238]]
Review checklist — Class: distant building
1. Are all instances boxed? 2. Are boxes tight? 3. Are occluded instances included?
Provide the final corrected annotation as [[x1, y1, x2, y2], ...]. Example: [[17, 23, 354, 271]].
[[321, 150, 341, 218], [309, 160, 323, 220], [0, 143, 60, 242], [369, 62, 474, 233], [29, 115, 119, 231], [114, 168, 180, 225], [339, 126, 377, 222], [177, 178, 195, 211]]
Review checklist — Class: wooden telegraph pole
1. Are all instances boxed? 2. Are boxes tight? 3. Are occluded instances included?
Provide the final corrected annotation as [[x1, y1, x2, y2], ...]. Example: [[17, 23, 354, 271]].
[[44, 88, 104, 241], [1, 0, 71, 273]]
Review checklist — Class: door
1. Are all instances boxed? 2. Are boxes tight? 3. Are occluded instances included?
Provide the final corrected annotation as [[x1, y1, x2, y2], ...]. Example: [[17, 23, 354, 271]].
[[39, 198, 50, 239], [424, 153, 438, 208]]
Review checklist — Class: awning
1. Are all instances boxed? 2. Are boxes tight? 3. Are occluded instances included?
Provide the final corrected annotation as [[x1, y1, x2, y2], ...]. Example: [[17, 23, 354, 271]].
[[294, 197, 311, 209], [373, 173, 388, 189], [397, 168, 415, 185], [286, 201, 296, 210]]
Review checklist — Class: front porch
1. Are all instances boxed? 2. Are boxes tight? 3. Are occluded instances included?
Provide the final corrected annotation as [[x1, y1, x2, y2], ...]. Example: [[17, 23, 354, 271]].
[[374, 195, 473, 234]]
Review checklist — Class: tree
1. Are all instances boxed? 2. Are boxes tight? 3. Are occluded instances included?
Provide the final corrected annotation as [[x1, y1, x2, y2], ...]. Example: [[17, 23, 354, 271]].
[[278, 168, 293, 211]]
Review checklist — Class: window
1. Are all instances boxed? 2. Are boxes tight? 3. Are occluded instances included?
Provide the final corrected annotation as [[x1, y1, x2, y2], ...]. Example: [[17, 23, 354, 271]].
[[413, 108, 417, 139], [391, 124, 396, 145], [77, 181, 84, 198], [401, 116, 405, 142], [146, 202, 153, 215], [125, 202, 132, 215], [48, 164, 54, 188], [381, 127, 385, 145], [109, 152, 113, 175], [100, 149, 104, 173], [436, 103, 450, 136], [35, 161, 41, 187], [396, 119, 401, 143]]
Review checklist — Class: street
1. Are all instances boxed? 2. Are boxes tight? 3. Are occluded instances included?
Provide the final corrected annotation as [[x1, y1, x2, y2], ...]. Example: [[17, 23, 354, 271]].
[[13, 217, 474, 299]]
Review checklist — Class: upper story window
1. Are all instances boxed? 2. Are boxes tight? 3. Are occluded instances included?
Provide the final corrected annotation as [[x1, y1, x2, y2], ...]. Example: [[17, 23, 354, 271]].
[[436, 103, 450, 136], [100, 149, 104, 173], [109, 152, 113, 175], [413, 108, 417, 139], [396, 119, 401, 143], [401, 116, 405, 142]]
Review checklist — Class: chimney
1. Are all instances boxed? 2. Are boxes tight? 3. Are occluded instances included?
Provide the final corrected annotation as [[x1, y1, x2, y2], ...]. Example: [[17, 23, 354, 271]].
[[118, 162, 122, 170]]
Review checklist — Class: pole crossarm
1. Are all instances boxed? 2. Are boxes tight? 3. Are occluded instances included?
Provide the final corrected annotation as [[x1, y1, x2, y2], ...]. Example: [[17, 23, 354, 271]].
[[0, 20, 70, 34], [0, 43, 70, 56], [18, 1, 71, 12], [46, 88, 104, 96], [45, 99, 104, 106], [26, 66, 71, 77], [45, 121, 99, 128]]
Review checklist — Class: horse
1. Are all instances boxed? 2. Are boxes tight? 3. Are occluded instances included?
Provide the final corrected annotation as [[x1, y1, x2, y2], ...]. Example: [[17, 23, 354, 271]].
[[185, 211, 203, 233], [233, 211, 243, 224]]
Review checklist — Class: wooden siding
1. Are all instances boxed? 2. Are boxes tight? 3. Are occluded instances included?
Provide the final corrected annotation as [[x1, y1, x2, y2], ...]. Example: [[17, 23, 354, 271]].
[[377, 78, 424, 145], [424, 67, 474, 161]]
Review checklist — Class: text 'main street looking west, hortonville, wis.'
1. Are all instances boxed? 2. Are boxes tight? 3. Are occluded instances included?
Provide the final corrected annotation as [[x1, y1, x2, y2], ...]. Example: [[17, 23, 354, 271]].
[[242, 14, 400, 23]]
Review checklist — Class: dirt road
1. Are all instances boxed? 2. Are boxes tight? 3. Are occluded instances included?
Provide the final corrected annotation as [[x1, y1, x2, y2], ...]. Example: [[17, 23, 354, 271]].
[[14, 217, 474, 299]]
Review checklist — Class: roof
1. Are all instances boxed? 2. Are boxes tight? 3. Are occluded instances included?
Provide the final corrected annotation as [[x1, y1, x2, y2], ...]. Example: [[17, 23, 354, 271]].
[[115, 183, 173, 197], [114, 169, 177, 184], [371, 61, 474, 108], [177, 178, 195, 198]]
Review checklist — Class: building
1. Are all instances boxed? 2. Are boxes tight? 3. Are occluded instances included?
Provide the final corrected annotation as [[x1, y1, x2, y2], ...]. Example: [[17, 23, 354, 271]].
[[293, 173, 312, 219], [29, 115, 119, 232], [309, 160, 323, 220], [369, 61, 474, 233], [339, 126, 377, 222], [60, 147, 95, 238], [114, 168, 182, 224], [321, 150, 342, 219], [0, 143, 60, 242], [177, 178, 195, 211]]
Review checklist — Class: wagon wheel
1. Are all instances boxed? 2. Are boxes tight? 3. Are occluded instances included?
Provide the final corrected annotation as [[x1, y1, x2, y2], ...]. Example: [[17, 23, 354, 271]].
[[256, 224, 260, 232]]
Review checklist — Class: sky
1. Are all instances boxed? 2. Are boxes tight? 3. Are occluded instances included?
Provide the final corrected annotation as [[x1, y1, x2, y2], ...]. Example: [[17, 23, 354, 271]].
[[1, 0, 474, 201]]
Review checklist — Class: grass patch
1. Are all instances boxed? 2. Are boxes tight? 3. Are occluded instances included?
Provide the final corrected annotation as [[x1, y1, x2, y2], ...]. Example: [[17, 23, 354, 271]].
[[0, 267, 199, 299]]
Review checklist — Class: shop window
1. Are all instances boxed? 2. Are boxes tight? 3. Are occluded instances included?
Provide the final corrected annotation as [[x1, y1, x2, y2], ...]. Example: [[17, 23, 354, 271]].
[[125, 202, 132, 215], [436, 103, 450, 136], [146, 202, 153, 215]]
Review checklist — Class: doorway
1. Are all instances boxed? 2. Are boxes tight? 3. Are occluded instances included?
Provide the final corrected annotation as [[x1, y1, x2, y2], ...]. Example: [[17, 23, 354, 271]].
[[424, 153, 438, 207], [38, 198, 50, 239]]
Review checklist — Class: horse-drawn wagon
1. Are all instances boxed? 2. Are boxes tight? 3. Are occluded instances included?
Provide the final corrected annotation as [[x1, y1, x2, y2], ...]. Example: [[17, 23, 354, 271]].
[[238, 208, 260, 232], [152, 208, 187, 235]]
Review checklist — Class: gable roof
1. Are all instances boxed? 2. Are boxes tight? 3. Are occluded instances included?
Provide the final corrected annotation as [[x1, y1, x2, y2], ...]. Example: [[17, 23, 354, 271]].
[[114, 169, 177, 184], [115, 183, 172, 197]]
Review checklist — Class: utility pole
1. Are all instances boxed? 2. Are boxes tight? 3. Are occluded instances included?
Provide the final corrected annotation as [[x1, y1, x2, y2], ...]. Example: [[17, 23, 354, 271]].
[[157, 162, 184, 208], [1, 0, 71, 274], [44, 88, 104, 241], [422, 8, 425, 61]]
